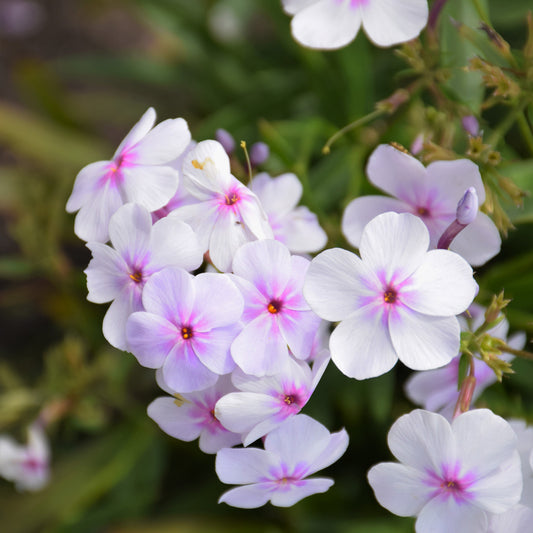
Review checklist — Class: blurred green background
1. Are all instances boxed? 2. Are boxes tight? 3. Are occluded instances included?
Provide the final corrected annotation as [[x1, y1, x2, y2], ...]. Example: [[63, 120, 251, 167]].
[[0, 1, 533, 532]]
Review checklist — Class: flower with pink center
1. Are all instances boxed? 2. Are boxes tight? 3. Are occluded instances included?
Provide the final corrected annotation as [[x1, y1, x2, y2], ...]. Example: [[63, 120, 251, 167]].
[[215, 351, 329, 446], [368, 409, 523, 533], [126, 266, 244, 393], [0, 423, 49, 492], [405, 304, 526, 419], [85, 203, 203, 351], [216, 414, 349, 508], [282, 0, 428, 50], [229, 239, 322, 376], [147, 373, 242, 454], [250, 172, 327, 254], [170, 140, 273, 272], [66, 107, 191, 242], [304, 212, 478, 380], [342, 144, 501, 266]]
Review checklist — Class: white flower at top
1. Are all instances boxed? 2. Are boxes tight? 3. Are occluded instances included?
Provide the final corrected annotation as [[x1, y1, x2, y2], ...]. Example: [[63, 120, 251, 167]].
[[216, 414, 348, 508], [250, 172, 327, 254], [304, 212, 478, 380], [367, 409, 523, 533], [281, 0, 428, 50], [66, 108, 191, 243], [171, 140, 273, 272], [0, 423, 49, 492], [342, 144, 501, 266]]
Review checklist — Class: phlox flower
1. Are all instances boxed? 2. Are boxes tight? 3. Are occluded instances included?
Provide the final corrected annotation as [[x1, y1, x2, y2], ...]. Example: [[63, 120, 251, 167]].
[[250, 172, 328, 254], [0, 423, 49, 492], [405, 304, 526, 419], [304, 212, 478, 380], [215, 351, 329, 446], [126, 267, 243, 393], [342, 144, 501, 266], [67, 107, 191, 242], [216, 414, 349, 508], [171, 140, 273, 272], [229, 239, 322, 376], [147, 373, 242, 454], [282, 0, 428, 50], [85, 203, 203, 350], [367, 409, 523, 533]]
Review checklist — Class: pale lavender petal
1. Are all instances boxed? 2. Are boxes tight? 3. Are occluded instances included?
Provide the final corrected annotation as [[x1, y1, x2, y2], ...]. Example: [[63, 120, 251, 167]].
[[218, 484, 272, 508], [232, 239, 291, 298], [231, 314, 289, 376], [162, 343, 219, 393], [209, 210, 250, 273], [149, 218, 203, 272], [192, 326, 239, 375], [85, 242, 128, 303], [278, 309, 321, 360], [282, 0, 317, 16], [108, 203, 152, 261], [190, 273, 244, 330], [120, 165, 180, 212], [147, 397, 201, 441], [183, 140, 232, 192], [126, 311, 177, 368], [329, 308, 398, 380], [279, 206, 328, 254], [66, 160, 110, 213], [231, 367, 284, 395], [416, 492, 487, 533], [114, 107, 156, 157], [74, 180, 123, 243], [307, 428, 349, 475], [488, 505, 533, 532], [311, 349, 330, 391], [170, 201, 218, 252], [389, 309, 459, 370], [238, 192, 273, 240], [133, 118, 191, 165], [103, 286, 143, 350], [141, 267, 195, 324], [342, 195, 411, 249], [359, 212, 429, 283], [304, 248, 379, 322], [215, 447, 276, 484], [387, 410, 455, 473], [251, 172, 301, 216], [198, 426, 242, 454], [361, 0, 428, 47], [404, 365, 458, 413], [291, 0, 362, 50], [401, 250, 477, 316], [367, 462, 432, 517], [449, 212, 501, 267], [270, 478, 334, 507], [366, 144, 428, 205]]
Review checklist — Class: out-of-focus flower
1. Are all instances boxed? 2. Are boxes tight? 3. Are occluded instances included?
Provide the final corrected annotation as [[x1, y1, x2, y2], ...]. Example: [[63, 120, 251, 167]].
[[215, 129, 236, 155], [216, 414, 348, 508], [249, 142, 270, 167], [85, 203, 203, 350], [368, 409, 523, 533], [304, 212, 478, 380], [67, 108, 191, 242], [0, 0, 45, 38], [250, 172, 328, 254], [342, 144, 501, 266], [282, 0, 428, 50], [462, 115, 480, 137], [0, 424, 49, 492]]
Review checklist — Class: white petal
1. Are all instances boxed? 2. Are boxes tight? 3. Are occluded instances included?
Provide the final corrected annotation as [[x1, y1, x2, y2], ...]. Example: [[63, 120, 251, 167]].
[[114, 107, 156, 158], [359, 212, 429, 283], [209, 210, 249, 273], [401, 249, 478, 316], [103, 286, 143, 350], [147, 397, 201, 442], [66, 160, 110, 213], [215, 447, 276, 484], [281, 0, 318, 16], [218, 484, 272, 508], [198, 427, 242, 454], [304, 248, 379, 322], [449, 213, 501, 267], [330, 307, 398, 380], [389, 310, 459, 370], [367, 462, 432, 517], [108, 203, 152, 261], [251, 172, 302, 216], [278, 206, 328, 254], [342, 195, 411, 248], [308, 428, 349, 475], [366, 144, 428, 204], [362, 0, 428, 47], [270, 478, 334, 507], [291, 0, 362, 50]]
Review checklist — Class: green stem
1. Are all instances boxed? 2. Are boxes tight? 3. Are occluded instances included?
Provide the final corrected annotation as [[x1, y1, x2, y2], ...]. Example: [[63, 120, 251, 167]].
[[471, 0, 491, 25], [322, 108, 385, 154], [501, 346, 533, 361], [517, 111, 533, 156], [487, 99, 530, 148]]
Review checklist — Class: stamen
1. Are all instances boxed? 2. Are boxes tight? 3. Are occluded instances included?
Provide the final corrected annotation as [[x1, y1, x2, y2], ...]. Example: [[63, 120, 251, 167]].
[[129, 270, 143, 283], [181, 326, 193, 340], [267, 300, 282, 314], [417, 206, 430, 216], [224, 192, 239, 206], [191, 159, 205, 169], [284, 395, 295, 405], [383, 289, 397, 304]]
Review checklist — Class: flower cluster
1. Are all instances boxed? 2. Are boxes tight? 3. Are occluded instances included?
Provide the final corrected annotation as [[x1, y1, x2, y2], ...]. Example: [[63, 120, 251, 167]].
[[62, 106, 531, 527]]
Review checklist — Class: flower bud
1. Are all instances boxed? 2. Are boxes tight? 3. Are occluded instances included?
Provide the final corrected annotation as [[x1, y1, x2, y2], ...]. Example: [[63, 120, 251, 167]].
[[250, 142, 269, 167], [461, 115, 479, 137], [456, 187, 478, 225], [215, 128, 235, 155]]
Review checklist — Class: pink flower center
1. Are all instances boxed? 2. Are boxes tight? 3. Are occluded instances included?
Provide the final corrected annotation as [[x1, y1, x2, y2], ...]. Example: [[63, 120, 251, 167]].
[[181, 326, 193, 340], [268, 299, 283, 314], [425, 463, 475, 503], [129, 269, 143, 283], [383, 287, 397, 304], [416, 206, 430, 217]]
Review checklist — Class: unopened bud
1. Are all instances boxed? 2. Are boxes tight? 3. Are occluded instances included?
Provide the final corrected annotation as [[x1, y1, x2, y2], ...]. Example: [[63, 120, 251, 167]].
[[410, 134, 424, 155], [456, 187, 478, 225], [250, 142, 269, 167], [462, 115, 479, 137], [215, 128, 235, 155]]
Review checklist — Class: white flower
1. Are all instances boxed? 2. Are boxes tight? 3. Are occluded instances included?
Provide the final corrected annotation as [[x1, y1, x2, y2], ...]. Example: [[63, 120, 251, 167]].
[[368, 409, 523, 533], [282, 0, 429, 50]]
